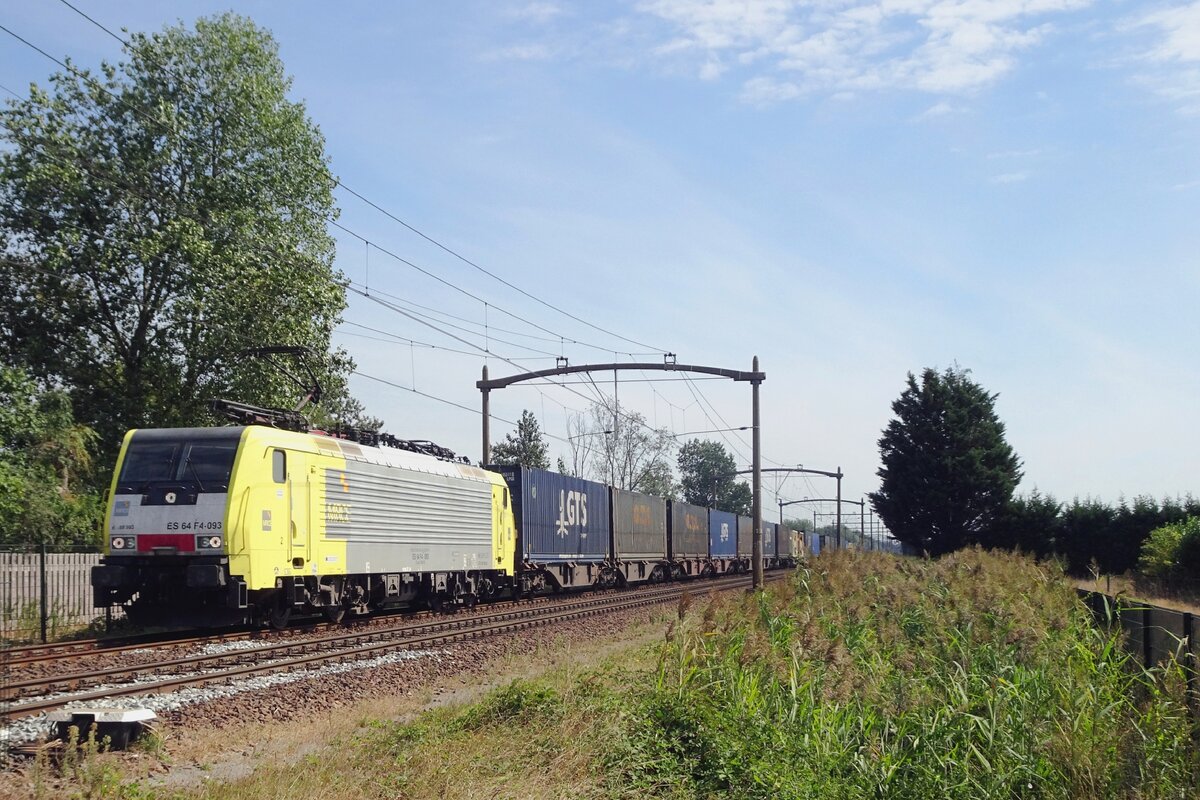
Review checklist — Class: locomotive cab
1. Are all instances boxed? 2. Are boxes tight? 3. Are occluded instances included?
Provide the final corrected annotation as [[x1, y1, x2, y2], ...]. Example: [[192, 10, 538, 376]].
[[92, 427, 248, 626]]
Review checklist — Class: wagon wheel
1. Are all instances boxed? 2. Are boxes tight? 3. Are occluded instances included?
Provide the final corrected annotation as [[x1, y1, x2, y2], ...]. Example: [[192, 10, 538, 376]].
[[268, 601, 292, 631]]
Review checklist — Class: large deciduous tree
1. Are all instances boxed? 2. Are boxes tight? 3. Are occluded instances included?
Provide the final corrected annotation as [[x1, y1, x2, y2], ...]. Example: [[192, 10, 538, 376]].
[[0, 13, 358, 453], [566, 398, 676, 496], [869, 366, 1022, 555], [677, 439, 752, 515], [490, 409, 551, 470]]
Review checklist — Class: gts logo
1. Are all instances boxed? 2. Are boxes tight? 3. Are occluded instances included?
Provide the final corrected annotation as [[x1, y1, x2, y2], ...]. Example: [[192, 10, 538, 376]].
[[555, 490, 588, 538]]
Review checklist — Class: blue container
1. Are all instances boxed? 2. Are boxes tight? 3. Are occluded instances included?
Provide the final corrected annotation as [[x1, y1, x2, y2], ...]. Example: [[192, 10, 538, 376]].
[[709, 510, 736, 558], [762, 521, 777, 557], [810, 533, 822, 556], [491, 466, 610, 562]]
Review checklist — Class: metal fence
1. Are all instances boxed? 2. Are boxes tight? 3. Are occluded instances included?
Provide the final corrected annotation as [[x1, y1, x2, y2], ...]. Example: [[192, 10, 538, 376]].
[[1078, 590, 1199, 705], [0, 548, 114, 643]]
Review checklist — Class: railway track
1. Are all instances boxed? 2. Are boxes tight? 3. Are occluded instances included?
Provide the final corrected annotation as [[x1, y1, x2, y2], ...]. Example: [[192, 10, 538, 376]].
[[2, 572, 778, 725]]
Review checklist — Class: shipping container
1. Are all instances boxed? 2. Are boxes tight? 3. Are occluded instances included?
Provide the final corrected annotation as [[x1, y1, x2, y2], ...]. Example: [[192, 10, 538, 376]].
[[490, 466, 610, 562], [762, 521, 777, 557], [612, 488, 667, 560], [708, 510, 737, 559], [777, 526, 800, 559], [668, 501, 709, 559], [737, 515, 752, 557], [809, 532, 822, 556]]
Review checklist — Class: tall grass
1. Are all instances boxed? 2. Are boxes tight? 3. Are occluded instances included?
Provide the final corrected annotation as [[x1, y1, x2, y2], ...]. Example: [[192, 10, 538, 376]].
[[612, 549, 1197, 799]]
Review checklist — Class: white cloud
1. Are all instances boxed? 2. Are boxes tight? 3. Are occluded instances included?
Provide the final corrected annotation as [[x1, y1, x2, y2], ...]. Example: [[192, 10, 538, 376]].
[[485, 43, 559, 61], [635, 0, 1093, 100], [508, 2, 564, 24], [1137, 2, 1200, 63], [918, 99, 958, 118], [1128, 3, 1200, 111], [740, 75, 804, 106], [990, 171, 1030, 183]]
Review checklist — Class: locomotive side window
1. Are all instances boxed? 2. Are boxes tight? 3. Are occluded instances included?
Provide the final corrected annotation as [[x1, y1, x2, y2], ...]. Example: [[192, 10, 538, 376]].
[[503, 488, 509, 509], [272, 449, 286, 483]]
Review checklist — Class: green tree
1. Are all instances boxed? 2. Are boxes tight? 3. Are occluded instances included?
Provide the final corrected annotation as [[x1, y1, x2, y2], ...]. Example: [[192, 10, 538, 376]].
[[677, 439, 752, 515], [491, 410, 551, 470], [0, 14, 360, 455], [0, 366, 102, 546], [565, 399, 675, 495], [869, 367, 1022, 555]]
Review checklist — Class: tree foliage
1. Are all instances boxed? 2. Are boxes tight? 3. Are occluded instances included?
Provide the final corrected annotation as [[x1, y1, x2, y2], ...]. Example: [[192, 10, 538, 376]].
[[565, 398, 676, 496], [0, 13, 361, 454], [1138, 517, 1200, 583], [0, 366, 102, 546], [490, 410, 551, 470], [676, 439, 752, 515], [869, 366, 1022, 555]]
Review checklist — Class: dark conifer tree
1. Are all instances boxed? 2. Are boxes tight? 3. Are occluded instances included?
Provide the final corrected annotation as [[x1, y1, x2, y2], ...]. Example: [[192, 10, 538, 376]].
[[869, 367, 1022, 555]]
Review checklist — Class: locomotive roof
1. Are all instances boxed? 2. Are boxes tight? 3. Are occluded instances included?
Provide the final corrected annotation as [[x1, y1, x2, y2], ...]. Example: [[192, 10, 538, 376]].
[[124, 426, 498, 485]]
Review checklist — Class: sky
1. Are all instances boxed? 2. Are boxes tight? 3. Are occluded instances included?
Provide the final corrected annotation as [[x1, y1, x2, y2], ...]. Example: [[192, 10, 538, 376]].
[[2, 1, 1198, 516]]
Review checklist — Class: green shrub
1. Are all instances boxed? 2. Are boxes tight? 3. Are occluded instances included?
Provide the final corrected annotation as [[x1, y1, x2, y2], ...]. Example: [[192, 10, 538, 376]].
[[1138, 516, 1200, 581]]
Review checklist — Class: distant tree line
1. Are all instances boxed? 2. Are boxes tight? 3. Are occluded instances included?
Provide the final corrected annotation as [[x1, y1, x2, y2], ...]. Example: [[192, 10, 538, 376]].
[[871, 365, 1197, 578]]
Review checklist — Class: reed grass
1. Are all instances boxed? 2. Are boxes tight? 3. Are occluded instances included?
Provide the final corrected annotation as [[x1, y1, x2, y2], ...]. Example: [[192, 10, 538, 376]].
[[613, 549, 1198, 799]]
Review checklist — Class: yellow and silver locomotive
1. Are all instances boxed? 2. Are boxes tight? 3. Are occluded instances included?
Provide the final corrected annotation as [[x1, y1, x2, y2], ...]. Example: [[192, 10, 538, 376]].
[[92, 425, 516, 627]]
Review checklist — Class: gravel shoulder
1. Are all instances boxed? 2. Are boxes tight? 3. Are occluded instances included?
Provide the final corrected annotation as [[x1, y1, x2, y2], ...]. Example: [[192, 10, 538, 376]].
[[0, 595, 686, 798]]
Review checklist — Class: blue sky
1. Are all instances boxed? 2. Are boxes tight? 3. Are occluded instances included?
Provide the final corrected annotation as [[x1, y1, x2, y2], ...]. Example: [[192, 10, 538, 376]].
[[3, 1, 1199, 512]]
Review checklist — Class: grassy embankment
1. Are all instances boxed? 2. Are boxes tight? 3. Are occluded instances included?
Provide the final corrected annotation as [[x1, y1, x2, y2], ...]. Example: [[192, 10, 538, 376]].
[[81, 550, 1200, 799]]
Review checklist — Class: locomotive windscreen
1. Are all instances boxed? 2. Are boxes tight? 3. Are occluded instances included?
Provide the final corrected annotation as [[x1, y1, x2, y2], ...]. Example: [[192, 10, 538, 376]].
[[117, 428, 243, 492]]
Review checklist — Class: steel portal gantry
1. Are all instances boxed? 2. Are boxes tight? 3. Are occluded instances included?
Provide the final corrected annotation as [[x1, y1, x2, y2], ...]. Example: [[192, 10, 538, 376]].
[[478, 358, 767, 587]]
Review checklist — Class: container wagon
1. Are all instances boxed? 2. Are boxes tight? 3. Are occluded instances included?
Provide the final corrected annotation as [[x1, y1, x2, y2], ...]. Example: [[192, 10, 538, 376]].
[[611, 487, 669, 583], [492, 465, 613, 592]]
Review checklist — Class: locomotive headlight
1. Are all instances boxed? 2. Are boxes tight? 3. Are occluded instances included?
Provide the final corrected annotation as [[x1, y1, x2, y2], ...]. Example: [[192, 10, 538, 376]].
[[110, 536, 134, 550], [111, 537, 124, 550], [197, 535, 222, 549]]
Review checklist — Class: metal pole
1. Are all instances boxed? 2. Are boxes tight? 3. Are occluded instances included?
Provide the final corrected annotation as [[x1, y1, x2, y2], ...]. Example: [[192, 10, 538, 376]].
[[612, 366, 618, 487], [835, 467, 843, 550], [39, 540, 48, 643], [778, 497, 783, 525], [860, 500, 866, 551], [751, 356, 763, 590], [481, 365, 490, 466]]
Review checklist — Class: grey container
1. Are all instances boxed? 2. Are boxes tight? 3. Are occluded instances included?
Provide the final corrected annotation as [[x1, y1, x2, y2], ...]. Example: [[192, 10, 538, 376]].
[[668, 501, 709, 559], [491, 465, 610, 562], [777, 526, 797, 558], [737, 515, 752, 557], [709, 510, 737, 558], [612, 488, 667, 560]]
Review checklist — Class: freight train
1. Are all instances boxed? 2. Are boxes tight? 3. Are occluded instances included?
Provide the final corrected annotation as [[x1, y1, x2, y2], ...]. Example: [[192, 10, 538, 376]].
[[91, 425, 807, 628]]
